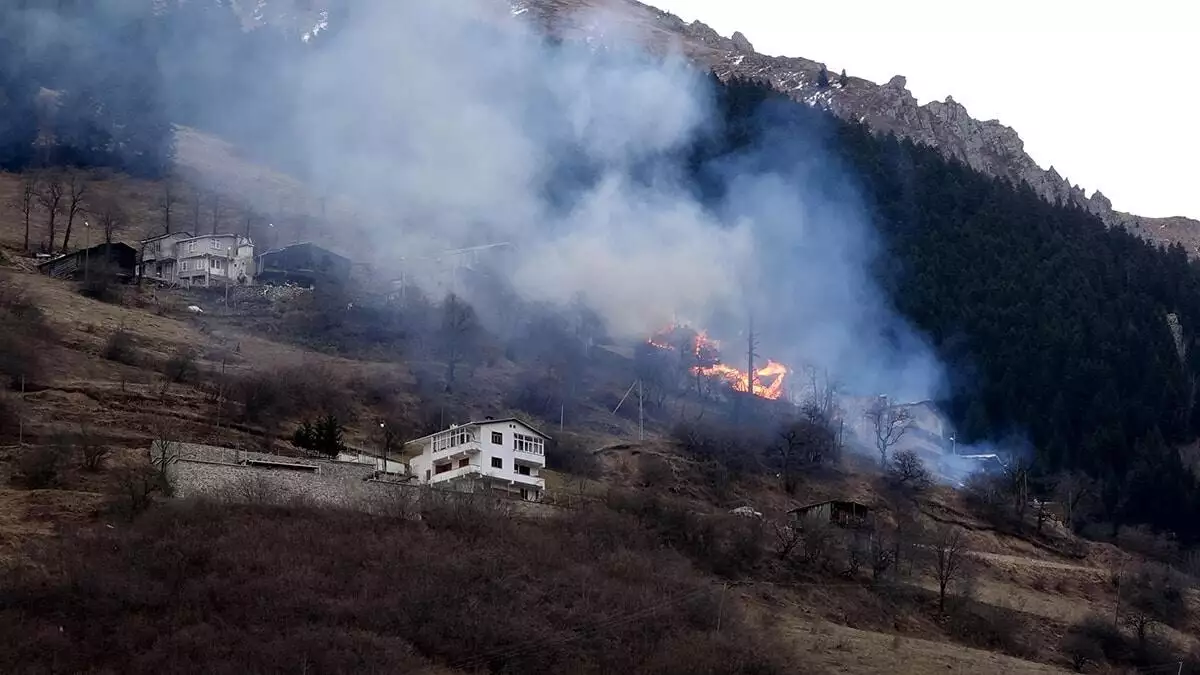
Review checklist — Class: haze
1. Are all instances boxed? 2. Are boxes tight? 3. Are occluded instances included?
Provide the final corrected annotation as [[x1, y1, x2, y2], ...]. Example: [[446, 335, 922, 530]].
[[650, 0, 1200, 220]]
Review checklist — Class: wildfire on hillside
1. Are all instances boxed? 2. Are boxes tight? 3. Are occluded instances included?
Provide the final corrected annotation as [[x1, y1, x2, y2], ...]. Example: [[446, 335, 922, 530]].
[[647, 324, 789, 400]]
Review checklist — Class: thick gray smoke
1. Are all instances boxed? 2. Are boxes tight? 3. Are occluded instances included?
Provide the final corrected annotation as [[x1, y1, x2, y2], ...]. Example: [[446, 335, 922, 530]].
[[280, 0, 944, 402], [294, 0, 756, 340], [1, 0, 944, 407], [282, 0, 939, 402]]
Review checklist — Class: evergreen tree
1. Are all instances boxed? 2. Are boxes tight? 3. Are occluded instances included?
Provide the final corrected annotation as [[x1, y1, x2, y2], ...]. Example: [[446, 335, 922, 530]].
[[816, 65, 830, 88]]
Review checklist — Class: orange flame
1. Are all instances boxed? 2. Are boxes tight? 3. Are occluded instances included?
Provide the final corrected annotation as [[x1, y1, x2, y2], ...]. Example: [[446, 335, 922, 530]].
[[648, 324, 789, 400]]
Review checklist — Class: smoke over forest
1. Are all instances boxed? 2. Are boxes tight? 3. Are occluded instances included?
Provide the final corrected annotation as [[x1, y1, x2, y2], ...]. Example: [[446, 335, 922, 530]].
[[6, 0, 1200, 538], [266, 0, 944, 403]]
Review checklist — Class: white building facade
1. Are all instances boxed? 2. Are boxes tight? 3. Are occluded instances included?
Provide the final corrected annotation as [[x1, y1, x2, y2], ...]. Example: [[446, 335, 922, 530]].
[[138, 233, 255, 287], [404, 418, 548, 501]]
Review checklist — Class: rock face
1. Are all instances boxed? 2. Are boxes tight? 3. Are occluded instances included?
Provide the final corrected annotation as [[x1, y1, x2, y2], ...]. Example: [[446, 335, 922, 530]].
[[514, 0, 1200, 253]]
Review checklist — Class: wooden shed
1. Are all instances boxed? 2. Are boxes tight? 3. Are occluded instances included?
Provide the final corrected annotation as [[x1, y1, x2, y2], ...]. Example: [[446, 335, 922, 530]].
[[789, 499, 873, 528]]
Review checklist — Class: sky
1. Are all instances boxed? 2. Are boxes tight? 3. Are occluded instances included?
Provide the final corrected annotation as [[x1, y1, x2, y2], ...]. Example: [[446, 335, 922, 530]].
[[649, 0, 1199, 220]]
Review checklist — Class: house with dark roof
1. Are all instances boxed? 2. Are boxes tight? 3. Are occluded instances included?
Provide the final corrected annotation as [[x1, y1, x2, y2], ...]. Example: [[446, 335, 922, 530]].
[[37, 242, 137, 281]]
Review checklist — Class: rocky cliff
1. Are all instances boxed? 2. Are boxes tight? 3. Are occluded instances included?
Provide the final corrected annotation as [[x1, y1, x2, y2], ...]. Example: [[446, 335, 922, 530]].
[[513, 0, 1200, 253]]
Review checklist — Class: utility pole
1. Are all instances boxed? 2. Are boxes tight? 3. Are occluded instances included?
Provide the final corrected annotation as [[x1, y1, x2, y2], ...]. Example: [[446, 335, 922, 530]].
[[18, 375, 25, 446], [83, 220, 90, 284], [746, 313, 757, 397], [716, 582, 728, 632], [638, 379, 644, 441]]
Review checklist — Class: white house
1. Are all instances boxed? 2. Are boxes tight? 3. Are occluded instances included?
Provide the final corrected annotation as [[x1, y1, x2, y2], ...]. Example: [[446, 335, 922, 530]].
[[138, 231, 193, 283], [175, 234, 255, 287], [404, 417, 549, 501]]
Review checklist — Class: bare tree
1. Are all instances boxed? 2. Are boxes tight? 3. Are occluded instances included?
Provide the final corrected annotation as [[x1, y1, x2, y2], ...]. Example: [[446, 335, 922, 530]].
[[15, 174, 37, 252], [157, 178, 178, 234], [93, 197, 126, 245], [865, 397, 912, 469], [59, 169, 89, 252], [804, 366, 840, 420], [1053, 471, 1094, 532], [190, 187, 204, 231], [36, 171, 65, 252], [927, 524, 970, 613], [772, 520, 804, 561], [1120, 563, 1189, 650], [888, 449, 932, 491], [210, 190, 226, 234], [868, 525, 896, 582], [439, 293, 480, 391], [77, 423, 111, 472]]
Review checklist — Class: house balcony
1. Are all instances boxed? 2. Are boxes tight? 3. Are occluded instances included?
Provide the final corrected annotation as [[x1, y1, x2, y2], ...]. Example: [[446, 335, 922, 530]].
[[431, 440, 481, 462], [513, 445, 545, 465], [428, 465, 544, 491]]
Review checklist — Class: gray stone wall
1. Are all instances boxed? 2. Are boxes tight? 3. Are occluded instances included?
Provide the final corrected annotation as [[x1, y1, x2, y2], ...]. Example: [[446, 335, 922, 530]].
[[166, 443, 563, 519]]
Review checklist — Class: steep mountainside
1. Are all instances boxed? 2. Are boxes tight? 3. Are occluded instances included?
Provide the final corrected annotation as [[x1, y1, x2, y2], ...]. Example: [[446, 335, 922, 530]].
[[512, 0, 1200, 253]]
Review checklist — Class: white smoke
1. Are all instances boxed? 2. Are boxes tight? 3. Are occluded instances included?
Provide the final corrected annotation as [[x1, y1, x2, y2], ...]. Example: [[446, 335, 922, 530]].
[[279, 0, 945, 401]]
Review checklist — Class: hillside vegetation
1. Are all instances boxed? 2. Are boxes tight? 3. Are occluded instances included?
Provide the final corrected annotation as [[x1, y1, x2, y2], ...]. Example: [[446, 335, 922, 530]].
[[1, 1, 1200, 674]]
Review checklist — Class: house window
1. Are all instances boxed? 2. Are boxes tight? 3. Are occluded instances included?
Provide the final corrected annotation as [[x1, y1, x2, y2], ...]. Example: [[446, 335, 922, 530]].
[[458, 458, 469, 469], [516, 464, 531, 476], [434, 463, 451, 475], [210, 258, 222, 269], [187, 241, 197, 253], [491, 457, 502, 469], [180, 260, 189, 272], [210, 239, 222, 250], [432, 427, 474, 453], [491, 431, 503, 445], [513, 433, 544, 455]]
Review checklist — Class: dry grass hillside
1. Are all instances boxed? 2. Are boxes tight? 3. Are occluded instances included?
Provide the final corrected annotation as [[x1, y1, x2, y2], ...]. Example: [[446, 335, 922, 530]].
[[0, 126, 1197, 673], [0, 259, 1196, 673]]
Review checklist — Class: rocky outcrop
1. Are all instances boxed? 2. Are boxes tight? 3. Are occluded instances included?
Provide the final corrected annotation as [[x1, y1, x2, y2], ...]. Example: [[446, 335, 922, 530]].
[[517, 0, 1200, 253]]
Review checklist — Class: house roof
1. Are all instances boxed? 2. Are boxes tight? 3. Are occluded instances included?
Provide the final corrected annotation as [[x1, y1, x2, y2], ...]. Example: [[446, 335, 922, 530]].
[[257, 241, 351, 261], [789, 499, 872, 513], [140, 231, 193, 243], [36, 242, 137, 267], [175, 233, 252, 245], [401, 418, 552, 446]]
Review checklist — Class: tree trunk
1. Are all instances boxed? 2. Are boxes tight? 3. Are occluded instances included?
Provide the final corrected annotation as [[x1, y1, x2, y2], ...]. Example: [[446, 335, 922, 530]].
[[62, 211, 76, 253], [46, 211, 57, 252], [23, 211, 30, 252]]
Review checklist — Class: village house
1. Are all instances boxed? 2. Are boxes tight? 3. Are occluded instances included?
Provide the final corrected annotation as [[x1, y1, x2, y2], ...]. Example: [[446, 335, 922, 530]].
[[789, 499, 873, 528], [176, 234, 255, 287], [138, 232, 255, 287], [255, 242, 352, 288], [37, 242, 138, 281], [138, 231, 192, 283], [403, 418, 549, 502]]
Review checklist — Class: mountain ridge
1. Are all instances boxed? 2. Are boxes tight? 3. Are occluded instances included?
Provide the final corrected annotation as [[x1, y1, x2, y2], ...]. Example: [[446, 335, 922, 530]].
[[513, 0, 1200, 253]]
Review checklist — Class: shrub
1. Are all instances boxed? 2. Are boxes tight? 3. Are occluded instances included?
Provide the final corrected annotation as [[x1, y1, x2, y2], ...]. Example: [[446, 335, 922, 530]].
[[888, 449, 932, 491], [672, 421, 767, 479], [545, 433, 602, 478], [0, 502, 802, 674], [162, 347, 199, 384], [15, 444, 67, 489], [1066, 614, 1129, 665], [0, 393, 19, 442], [0, 331, 42, 391], [1062, 628, 1105, 672], [102, 328, 138, 366], [638, 453, 673, 487]]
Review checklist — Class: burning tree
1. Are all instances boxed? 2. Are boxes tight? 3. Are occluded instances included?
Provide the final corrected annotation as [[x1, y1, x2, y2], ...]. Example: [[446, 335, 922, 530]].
[[865, 397, 912, 469], [646, 323, 789, 401]]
